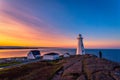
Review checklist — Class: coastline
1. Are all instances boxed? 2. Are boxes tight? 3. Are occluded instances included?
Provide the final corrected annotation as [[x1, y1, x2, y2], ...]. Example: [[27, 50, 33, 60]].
[[0, 54, 120, 80], [0, 48, 120, 63]]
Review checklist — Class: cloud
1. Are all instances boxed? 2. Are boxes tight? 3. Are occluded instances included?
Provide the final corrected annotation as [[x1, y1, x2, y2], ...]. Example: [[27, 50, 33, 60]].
[[1, 1, 119, 48], [0, 1, 76, 47]]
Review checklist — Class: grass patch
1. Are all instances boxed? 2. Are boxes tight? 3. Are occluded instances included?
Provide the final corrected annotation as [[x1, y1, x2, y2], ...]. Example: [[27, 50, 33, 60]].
[[0, 62, 21, 67], [0, 61, 63, 80]]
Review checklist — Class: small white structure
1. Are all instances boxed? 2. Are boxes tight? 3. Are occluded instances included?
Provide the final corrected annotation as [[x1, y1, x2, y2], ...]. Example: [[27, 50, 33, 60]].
[[27, 50, 40, 59], [43, 53, 59, 60], [63, 53, 70, 57], [76, 34, 85, 55]]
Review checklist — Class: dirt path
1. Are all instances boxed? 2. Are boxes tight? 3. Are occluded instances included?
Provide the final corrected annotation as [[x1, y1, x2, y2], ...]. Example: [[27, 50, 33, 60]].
[[52, 56, 83, 80]]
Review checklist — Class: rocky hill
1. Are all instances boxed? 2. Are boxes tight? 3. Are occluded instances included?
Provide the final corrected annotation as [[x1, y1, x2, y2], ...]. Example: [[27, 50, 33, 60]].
[[53, 54, 120, 80], [0, 54, 120, 80]]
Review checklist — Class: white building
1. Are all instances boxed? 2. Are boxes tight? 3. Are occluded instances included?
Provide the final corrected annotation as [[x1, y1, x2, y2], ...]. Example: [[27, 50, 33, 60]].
[[63, 53, 70, 57], [27, 50, 40, 59], [43, 53, 59, 60], [76, 34, 85, 55]]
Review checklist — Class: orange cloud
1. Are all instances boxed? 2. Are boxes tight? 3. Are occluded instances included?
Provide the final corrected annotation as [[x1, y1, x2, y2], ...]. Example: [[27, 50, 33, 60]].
[[0, 3, 76, 48], [84, 40, 120, 49], [0, 1, 120, 49]]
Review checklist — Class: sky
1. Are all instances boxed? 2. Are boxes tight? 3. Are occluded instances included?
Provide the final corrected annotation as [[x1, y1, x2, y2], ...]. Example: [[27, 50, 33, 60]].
[[0, 0, 120, 49]]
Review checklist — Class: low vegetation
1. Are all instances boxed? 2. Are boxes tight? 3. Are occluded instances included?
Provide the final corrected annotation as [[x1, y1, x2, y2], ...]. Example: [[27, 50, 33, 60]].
[[0, 61, 21, 67], [0, 61, 63, 80]]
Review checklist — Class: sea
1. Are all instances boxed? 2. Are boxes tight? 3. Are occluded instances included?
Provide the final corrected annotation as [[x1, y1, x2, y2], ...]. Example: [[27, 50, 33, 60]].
[[0, 48, 120, 63]]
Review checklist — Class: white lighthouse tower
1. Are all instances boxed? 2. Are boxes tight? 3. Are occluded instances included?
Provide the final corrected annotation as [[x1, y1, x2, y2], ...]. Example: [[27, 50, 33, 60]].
[[76, 34, 85, 55]]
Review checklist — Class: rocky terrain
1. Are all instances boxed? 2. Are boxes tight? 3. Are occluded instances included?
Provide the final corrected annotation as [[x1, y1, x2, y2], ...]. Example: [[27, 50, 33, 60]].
[[0, 54, 120, 80], [53, 54, 120, 80]]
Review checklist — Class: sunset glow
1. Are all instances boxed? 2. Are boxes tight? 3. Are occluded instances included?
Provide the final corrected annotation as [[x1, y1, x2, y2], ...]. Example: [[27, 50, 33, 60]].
[[0, 0, 120, 49]]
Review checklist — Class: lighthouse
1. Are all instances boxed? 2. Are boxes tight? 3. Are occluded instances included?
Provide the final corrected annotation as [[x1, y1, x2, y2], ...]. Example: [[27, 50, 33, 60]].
[[76, 34, 85, 55]]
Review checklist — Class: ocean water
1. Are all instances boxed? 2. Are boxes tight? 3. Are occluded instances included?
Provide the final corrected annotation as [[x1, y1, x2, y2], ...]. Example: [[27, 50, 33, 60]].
[[0, 48, 120, 63], [86, 49, 120, 63]]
